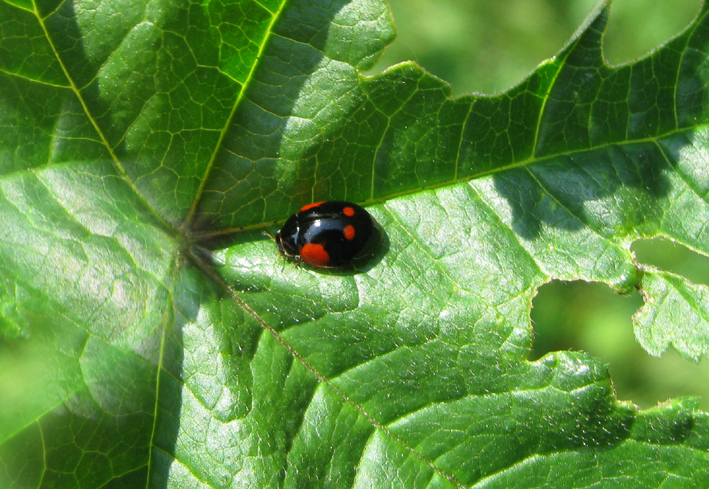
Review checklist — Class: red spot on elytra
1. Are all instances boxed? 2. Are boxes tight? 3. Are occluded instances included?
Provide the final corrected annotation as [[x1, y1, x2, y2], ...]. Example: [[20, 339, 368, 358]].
[[343, 224, 355, 240], [300, 201, 325, 212], [342, 206, 355, 216], [300, 243, 330, 266]]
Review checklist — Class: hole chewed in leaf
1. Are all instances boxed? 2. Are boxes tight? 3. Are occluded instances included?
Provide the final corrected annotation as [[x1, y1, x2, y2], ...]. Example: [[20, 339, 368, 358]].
[[633, 238, 709, 287], [531, 280, 709, 410], [604, 0, 703, 65]]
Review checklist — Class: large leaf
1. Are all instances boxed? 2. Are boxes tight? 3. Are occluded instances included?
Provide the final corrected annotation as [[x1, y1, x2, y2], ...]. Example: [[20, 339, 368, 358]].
[[1, 0, 709, 487]]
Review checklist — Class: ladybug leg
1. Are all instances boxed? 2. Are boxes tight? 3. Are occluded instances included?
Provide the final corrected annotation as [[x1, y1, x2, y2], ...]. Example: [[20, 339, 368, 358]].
[[262, 230, 287, 270]]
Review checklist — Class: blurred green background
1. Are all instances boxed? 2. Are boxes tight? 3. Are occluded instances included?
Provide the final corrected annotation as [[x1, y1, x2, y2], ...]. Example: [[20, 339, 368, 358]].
[[373, 0, 709, 410]]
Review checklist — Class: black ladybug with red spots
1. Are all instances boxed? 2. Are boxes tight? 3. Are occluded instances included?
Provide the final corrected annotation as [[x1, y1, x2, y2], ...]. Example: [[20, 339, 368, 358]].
[[275, 201, 381, 268]]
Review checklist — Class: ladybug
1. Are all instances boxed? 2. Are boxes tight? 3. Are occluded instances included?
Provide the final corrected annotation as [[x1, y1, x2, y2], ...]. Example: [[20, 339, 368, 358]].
[[275, 201, 381, 268]]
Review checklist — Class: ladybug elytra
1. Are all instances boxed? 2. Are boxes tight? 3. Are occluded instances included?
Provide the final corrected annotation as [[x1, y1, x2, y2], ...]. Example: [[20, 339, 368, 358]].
[[275, 201, 381, 268]]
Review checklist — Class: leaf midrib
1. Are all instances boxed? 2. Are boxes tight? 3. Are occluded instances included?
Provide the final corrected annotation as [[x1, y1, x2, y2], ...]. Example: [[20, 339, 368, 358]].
[[180, 2, 290, 232]]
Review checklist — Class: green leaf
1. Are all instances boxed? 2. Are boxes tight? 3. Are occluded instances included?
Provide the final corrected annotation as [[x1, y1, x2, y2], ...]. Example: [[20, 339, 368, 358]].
[[635, 267, 709, 361], [1, 0, 709, 488]]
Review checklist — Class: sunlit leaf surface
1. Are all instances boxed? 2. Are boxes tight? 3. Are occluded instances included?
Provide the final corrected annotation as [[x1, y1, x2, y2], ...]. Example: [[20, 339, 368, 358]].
[[1, 0, 708, 487]]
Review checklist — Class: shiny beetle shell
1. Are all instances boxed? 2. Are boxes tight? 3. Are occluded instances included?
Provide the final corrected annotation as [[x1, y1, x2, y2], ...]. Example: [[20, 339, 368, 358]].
[[275, 201, 381, 268]]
